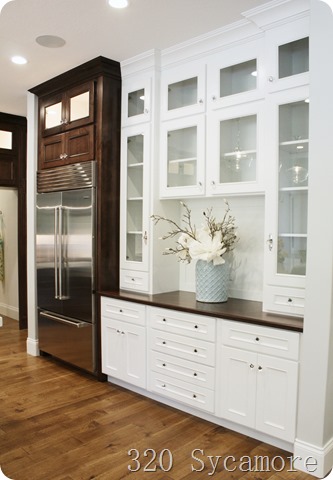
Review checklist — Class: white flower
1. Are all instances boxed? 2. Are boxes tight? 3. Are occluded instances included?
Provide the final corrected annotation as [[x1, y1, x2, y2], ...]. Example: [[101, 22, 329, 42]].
[[188, 229, 227, 265]]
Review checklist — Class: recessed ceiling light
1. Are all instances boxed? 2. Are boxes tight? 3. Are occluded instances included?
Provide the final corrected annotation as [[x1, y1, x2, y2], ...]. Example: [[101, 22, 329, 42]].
[[35, 35, 66, 48], [0, 0, 14, 14], [108, 0, 129, 8], [11, 55, 28, 65]]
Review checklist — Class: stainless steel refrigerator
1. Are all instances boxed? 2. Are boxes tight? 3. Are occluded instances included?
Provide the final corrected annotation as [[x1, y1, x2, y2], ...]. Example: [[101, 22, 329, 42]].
[[36, 161, 97, 374]]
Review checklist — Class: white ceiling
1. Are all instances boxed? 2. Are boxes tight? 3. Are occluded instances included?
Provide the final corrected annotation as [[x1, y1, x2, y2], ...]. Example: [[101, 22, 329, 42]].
[[0, 0, 271, 117]]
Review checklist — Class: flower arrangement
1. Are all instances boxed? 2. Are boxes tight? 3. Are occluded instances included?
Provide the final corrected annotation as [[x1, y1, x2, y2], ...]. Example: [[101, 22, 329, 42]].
[[151, 201, 238, 266]]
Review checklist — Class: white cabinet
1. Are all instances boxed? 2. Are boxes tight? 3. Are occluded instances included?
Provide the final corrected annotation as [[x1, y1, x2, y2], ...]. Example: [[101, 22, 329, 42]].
[[206, 101, 265, 195], [263, 86, 309, 315], [120, 123, 150, 291], [216, 320, 299, 442], [101, 297, 147, 388], [121, 76, 151, 126], [148, 307, 216, 413], [160, 115, 205, 198]]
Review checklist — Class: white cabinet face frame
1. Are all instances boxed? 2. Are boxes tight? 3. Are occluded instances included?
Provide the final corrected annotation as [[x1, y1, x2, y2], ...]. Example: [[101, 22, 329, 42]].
[[160, 115, 205, 198], [121, 77, 152, 126], [207, 38, 265, 110], [120, 123, 150, 274], [206, 100, 265, 196], [264, 86, 309, 291], [265, 16, 309, 93], [161, 61, 206, 120]]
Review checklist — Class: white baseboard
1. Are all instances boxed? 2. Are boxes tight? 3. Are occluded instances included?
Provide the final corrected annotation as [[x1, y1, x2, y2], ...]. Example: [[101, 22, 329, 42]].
[[294, 437, 333, 478], [26, 337, 39, 356], [0, 303, 19, 321]]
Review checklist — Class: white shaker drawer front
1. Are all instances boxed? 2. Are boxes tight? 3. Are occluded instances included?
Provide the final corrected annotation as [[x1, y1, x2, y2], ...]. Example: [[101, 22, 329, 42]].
[[120, 269, 149, 292], [150, 350, 215, 390], [149, 371, 215, 413], [220, 320, 300, 360], [101, 297, 146, 326], [264, 286, 305, 317], [149, 330, 215, 366], [149, 307, 216, 341]]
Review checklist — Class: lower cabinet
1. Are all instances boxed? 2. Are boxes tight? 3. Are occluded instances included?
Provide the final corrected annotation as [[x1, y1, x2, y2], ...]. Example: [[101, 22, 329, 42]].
[[215, 320, 300, 442], [100, 297, 300, 445], [101, 297, 146, 388]]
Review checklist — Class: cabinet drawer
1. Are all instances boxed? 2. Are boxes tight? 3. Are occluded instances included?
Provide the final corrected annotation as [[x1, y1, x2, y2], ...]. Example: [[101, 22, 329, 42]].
[[149, 330, 215, 366], [101, 297, 146, 326], [120, 269, 149, 292], [149, 371, 214, 413], [150, 350, 215, 390], [149, 307, 216, 341], [220, 320, 300, 360], [264, 286, 305, 317]]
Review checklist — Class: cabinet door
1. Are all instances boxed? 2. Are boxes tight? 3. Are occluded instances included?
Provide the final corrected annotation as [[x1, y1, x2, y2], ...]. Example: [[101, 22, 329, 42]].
[[161, 61, 205, 120], [101, 318, 124, 378], [120, 124, 150, 278], [216, 346, 257, 428], [207, 101, 264, 195], [40, 81, 94, 137], [123, 322, 146, 388], [39, 125, 95, 169], [264, 87, 309, 295], [256, 354, 298, 442], [207, 39, 264, 110], [265, 17, 309, 93], [0, 126, 18, 186], [122, 77, 151, 126], [160, 115, 205, 198]]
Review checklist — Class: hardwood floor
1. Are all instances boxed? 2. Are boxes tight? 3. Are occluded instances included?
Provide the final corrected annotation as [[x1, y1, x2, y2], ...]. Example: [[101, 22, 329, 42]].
[[0, 317, 314, 480]]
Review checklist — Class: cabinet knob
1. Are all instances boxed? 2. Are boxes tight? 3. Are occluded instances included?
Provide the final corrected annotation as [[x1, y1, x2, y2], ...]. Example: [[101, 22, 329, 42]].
[[267, 234, 273, 251], [143, 231, 148, 243], [162, 363, 166, 367], [255, 337, 260, 342], [194, 348, 198, 353], [194, 325, 198, 329], [193, 394, 197, 398], [268, 76, 274, 83], [198, 98, 203, 104], [162, 341, 166, 345], [210, 180, 216, 187], [198, 181, 202, 187], [258, 365, 263, 371], [288, 298, 293, 303], [119, 309, 123, 313], [162, 318, 166, 322], [212, 95, 217, 101], [60, 118, 68, 125], [250, 363, 255, 369], [193, 372, 198, 376], [144, 108, 149, 114]]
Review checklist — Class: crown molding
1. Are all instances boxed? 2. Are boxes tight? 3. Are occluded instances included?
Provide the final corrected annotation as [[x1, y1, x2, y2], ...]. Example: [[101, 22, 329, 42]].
[[243, 0, 310, 30]]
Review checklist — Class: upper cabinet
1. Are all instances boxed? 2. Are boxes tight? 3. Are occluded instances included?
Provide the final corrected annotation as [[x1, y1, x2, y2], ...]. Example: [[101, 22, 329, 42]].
[[121, 77, 151, 126], [0, 113, 26, 187], [39, 81, 95, 137], [265, 17, 309, 93]]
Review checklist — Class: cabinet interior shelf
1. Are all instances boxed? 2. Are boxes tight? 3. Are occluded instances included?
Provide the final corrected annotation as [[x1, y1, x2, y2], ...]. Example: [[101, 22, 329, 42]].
[[278, 233, 307, 238], [128, 162, 144, 168], [279, 139, 309, 146], [223, 149, 256, 157], [168, 157, 196, 164], [127, 231, 143, 235], [127, 197, 143, 201], [279, 186, 308, 192]]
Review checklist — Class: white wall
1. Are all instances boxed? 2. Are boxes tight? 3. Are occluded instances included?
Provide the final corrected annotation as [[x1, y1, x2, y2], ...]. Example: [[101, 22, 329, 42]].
[[0, 188, 19, 320], [177, 195, 265, 301]]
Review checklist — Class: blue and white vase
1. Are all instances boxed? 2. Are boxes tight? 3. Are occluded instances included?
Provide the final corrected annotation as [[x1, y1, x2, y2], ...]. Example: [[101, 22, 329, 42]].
[[195, 259, 229, 303]]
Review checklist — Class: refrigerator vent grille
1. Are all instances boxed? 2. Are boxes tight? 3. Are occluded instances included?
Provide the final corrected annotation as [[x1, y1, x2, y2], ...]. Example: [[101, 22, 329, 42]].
[[37, 161, 96, 193]]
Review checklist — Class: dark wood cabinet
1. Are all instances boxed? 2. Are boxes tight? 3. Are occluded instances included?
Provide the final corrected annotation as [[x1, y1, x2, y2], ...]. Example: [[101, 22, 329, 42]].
[[30, 57, 122, 378]]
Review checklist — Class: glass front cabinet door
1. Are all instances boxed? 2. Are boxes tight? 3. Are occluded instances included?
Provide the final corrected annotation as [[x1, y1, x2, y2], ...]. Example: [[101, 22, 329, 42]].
[[160, 115, 205, 198], [121, 77, 151, 126], [40, 81, 95, 136], [160, 62, 205, 120], [207, 102, 264, 195], [120, 124, 150, 291], [264, 87, 309, 315]]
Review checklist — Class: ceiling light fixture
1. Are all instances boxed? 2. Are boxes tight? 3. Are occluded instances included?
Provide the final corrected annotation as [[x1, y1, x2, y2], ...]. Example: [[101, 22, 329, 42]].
[[108, 0, 129, 8], [11, 55, 27, 65], [0, 0, 14, 14]]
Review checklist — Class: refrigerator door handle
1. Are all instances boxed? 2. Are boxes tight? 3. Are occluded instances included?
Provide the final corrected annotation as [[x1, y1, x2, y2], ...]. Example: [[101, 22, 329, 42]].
[[40, 311, 90, 328], [58, 205, 63, 299], [54, 206, 59, 299]]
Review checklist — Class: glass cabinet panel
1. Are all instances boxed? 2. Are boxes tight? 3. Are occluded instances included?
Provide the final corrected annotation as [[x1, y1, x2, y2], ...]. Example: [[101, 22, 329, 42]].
[[126, 134, 144, 262], [279, 37, 309, 79], [128, 89, 145, 119], [277, 100, 309, 276], [167, 126, 197, 188], [70, 91, 90, 122], [45, 101, 62, 130], [0, 130, 12, 149], [168, 77, 198, 111], [219, 114, 257, 183], [220, 59, 257, 98]]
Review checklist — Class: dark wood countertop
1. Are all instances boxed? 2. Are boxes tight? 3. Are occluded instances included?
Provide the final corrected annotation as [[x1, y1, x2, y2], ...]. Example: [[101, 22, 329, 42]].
[[99, 290, 303, 332]]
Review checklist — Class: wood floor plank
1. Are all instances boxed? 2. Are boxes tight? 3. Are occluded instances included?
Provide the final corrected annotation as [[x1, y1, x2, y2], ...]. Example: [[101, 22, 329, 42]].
[[0, 317, 315, 480]]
